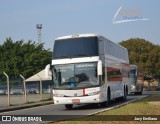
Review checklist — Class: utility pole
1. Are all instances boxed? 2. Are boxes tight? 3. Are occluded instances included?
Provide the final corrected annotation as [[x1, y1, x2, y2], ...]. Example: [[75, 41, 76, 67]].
[[36, 24, 42, 44]]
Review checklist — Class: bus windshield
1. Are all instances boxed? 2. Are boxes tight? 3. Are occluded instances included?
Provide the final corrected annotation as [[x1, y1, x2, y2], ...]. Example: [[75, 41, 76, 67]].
[[130, 69, 136, 84], [52, 62, 98, 89], [53, 37, 98, 59]]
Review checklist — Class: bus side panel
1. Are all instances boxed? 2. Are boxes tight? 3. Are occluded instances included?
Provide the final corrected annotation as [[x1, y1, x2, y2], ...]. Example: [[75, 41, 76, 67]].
[[100, 36, 130, 100]]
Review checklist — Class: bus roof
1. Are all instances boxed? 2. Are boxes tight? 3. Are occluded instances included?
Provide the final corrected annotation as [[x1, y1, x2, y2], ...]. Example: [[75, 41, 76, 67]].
[[55, 34, 127, 50], [55, 34, 98, 40], [130, 64, 138, 69], [99, 36, 128, 51]]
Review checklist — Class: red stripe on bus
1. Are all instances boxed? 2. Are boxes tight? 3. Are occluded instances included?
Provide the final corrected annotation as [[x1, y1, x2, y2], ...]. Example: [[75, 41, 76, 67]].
[[83, 89, 85, 95]]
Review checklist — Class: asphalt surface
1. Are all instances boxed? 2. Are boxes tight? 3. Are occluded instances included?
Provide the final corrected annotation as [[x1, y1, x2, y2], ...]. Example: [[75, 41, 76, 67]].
[[0, 95, 150, 123], [0, 93, 152, 124], [0, 94, 51, 106]]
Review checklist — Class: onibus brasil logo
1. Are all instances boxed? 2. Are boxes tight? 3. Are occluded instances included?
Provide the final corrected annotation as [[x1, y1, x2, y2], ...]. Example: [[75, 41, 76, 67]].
[[113, 6, 149, 24]]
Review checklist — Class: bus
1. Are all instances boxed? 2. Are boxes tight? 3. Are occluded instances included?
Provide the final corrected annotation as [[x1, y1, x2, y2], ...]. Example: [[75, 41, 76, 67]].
[[130, 65, 143, 95], [45, 34, 131, 109]]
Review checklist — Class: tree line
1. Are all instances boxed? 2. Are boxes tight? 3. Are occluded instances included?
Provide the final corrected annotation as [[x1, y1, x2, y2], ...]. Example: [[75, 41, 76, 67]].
[[0, 37, 159, 80], [0, 38, 52, 78], [119, 38, 160, 79]]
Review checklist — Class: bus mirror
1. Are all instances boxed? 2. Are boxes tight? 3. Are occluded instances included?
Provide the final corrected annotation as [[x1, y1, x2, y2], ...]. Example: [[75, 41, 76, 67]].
[[97, 60, 102, 76], [45, 64, 50, 79]]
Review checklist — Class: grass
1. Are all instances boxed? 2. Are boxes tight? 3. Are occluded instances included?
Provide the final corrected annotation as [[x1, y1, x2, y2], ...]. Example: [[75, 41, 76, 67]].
[[98, 95, 160, 115], [25, 98, 52, 104], [25, 101, 36, 104], [9, 98, 52, 106], [40, 98, 52, 101], [54, 95, 160, 124]]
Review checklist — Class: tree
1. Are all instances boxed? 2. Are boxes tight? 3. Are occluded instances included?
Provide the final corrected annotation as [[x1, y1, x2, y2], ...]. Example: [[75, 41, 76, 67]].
[[119, 38, 160, 79], [0, 38, 52, 78]]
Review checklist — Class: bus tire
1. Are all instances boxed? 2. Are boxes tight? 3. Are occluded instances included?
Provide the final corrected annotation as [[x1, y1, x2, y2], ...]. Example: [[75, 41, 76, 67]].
[[138, 92, 142, 95], [122, 86, 127, 101], [65, 104, 73, 109], [101, 88, 110, 107], [135, 92, 138, 95], [139, 92, 142, 95]]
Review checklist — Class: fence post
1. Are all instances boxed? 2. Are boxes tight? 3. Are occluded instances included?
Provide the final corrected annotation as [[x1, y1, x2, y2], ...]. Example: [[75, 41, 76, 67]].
[[3, 72, 10, 106], [37, 74, 43, 100], [20, 74, 27, 103]]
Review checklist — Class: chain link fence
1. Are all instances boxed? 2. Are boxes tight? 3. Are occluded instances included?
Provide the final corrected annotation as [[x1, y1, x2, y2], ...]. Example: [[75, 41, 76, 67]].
[[0, 77, 53, 106]]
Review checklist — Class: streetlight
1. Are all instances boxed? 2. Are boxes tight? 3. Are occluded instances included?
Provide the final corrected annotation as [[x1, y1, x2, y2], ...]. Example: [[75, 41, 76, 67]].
[[36, 24, 42, 44]]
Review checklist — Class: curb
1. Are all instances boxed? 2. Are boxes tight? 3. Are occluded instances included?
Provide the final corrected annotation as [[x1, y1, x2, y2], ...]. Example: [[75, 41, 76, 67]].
[[52, 95, 149, 122], [0, 101, 54, 113]]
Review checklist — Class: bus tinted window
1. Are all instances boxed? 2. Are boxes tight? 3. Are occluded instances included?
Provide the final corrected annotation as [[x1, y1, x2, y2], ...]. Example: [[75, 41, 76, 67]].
[[130, 69, 136, 84], [52, 62, 98, 89], [107, 67, 123, 81], [53, 37, 98, 59]]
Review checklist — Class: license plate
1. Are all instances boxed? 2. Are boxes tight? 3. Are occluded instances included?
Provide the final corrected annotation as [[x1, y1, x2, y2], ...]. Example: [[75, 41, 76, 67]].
[[72, 99, 80, 103]]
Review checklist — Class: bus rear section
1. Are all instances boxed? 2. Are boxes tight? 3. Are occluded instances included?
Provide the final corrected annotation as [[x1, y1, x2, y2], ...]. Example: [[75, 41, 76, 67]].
[[130, 65, 144, 95]]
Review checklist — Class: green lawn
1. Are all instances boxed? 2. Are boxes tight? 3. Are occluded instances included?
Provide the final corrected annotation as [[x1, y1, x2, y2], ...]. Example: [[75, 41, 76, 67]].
[[55, 95, 160, 124]]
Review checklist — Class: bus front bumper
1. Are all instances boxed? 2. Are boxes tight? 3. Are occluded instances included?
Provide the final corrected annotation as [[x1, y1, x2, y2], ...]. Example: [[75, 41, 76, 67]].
[[53, 94, 101, 104]]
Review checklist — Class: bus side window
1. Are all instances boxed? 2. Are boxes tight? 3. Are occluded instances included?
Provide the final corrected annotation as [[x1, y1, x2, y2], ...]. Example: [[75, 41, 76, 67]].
[[128, 71, 130, 78], [95, 67, 97, 77], [53, 68, 57, 80], [99, 40, 104, 55]]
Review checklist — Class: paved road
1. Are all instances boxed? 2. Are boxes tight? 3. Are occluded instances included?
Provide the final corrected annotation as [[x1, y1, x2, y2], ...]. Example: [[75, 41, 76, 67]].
[[0, 94, 148, 123], [143, 91, 160, 95]]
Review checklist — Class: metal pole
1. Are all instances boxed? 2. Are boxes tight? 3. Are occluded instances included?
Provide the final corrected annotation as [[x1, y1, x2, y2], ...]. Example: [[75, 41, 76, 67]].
[[36, 24, 42, 44], [20, 74, 27, 103], [37, 74, 42, 100], [3, 72, 10, 106], [49, 85, 51, 99], [40, 80, 42, 100]]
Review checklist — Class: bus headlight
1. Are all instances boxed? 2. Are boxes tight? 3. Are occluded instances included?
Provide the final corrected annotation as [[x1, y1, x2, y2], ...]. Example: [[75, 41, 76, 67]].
[[131, 85, 135, 90], [87, 91, 100, 96]]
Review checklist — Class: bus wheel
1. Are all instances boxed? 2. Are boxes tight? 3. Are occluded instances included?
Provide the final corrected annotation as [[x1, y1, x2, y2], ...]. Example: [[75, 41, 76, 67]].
[[101, 88, 110, 107], [139, 92, 142, 95], [135, 92, 138, 95], [65, 104, 73, 109], [122, 87, 127, 101], [137, 92, 142, 95]]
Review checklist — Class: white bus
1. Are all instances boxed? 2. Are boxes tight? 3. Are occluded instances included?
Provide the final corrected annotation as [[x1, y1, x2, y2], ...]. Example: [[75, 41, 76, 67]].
[[46, 34, 131, 109], [130, 65, 143, 95]]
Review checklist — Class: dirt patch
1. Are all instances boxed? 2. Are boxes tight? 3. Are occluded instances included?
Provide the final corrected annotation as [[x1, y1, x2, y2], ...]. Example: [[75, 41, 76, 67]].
[[148, 102, 160, 105]]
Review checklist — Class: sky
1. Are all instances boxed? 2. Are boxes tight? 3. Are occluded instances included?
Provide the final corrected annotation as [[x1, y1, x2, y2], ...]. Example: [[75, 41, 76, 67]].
[[0, 0, 159, 50]]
